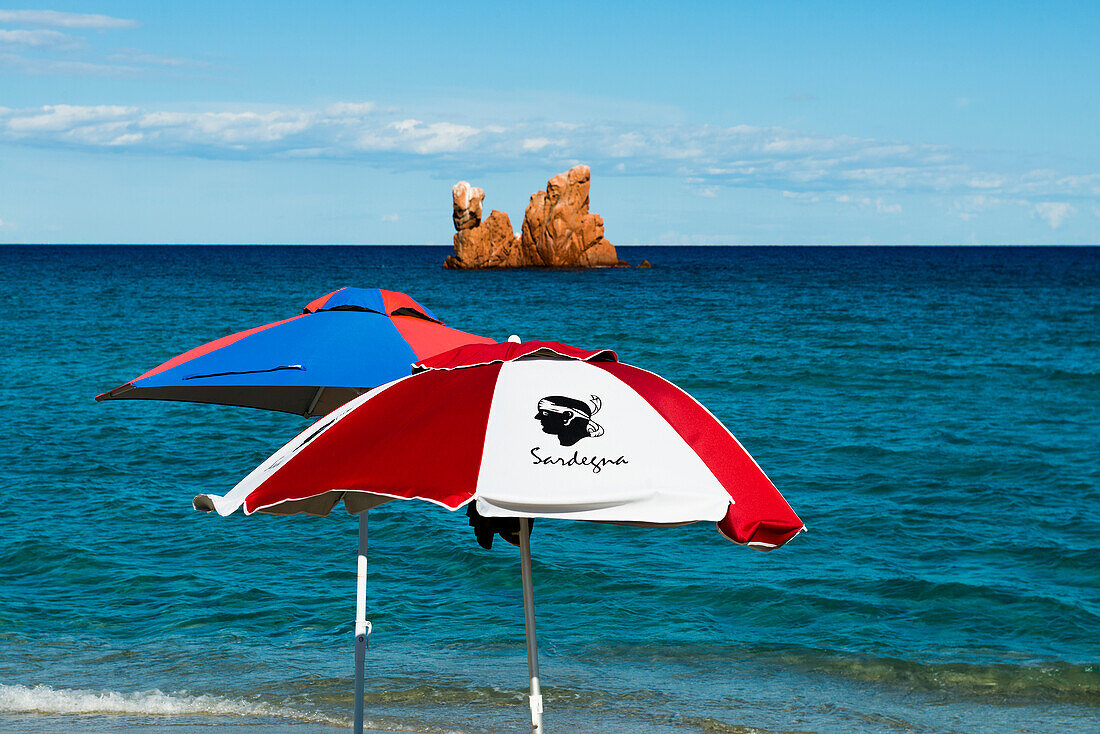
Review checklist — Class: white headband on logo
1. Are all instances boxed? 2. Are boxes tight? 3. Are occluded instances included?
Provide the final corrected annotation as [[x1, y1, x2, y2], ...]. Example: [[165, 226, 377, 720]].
[[537, 395, 604, 437]]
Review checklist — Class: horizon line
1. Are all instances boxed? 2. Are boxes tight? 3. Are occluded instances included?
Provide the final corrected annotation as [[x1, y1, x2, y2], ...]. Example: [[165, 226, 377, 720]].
[[2, 242, 1097, 248]]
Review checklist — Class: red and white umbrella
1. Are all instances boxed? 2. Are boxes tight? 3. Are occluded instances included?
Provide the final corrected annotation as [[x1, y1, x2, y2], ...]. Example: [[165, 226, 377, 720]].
[[196, 339, 804, 731]]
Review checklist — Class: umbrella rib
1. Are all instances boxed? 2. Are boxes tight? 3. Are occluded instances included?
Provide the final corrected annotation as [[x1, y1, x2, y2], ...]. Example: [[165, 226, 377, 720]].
[[182, 365, 305, 380], [305, 386, 325, 416]]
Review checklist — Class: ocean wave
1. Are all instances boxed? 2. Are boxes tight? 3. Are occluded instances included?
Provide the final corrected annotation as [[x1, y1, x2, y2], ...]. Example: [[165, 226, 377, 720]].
[[0, 683, 473, 730], [0, 683, 346, 723]]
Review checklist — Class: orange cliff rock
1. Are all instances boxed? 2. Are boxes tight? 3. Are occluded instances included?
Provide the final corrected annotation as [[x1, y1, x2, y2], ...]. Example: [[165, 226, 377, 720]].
[[444, 165, 626, 269]]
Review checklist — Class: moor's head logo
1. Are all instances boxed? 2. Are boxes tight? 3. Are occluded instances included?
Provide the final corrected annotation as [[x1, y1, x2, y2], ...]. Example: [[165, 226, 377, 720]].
[[535, 394, 605, 446]]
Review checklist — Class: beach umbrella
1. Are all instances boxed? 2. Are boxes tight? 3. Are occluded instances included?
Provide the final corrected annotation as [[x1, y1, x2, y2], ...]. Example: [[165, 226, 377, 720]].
[[96, 286, 494, 731], [194, 339, 805, 733], [96, 287, 495, 417]]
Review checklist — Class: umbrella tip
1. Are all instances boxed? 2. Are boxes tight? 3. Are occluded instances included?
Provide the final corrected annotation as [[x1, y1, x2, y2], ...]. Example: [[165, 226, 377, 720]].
[[192, 495, 216, 512], [508, 334, 521, 343]]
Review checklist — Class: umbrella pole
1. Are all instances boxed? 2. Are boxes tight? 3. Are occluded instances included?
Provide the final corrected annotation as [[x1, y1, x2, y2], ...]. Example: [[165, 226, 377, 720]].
[[519, 517, 544, 732], [354, 510, 371, 734]]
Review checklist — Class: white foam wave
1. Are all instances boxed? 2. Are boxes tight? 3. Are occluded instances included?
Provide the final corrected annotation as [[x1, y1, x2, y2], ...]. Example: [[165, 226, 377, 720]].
[[0, 683, 348, 726]]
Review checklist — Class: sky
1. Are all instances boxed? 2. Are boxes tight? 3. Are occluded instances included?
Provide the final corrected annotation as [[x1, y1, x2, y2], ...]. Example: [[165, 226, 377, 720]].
[[0, 1, 1097, 245]]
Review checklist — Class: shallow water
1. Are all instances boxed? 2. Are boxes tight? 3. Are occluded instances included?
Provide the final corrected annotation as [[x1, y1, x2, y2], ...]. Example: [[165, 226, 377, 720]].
[[1, 245, 1097, 732]]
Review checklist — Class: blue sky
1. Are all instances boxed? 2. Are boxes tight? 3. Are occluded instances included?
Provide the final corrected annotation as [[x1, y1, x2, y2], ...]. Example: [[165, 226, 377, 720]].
[[1, 1, 1097, 244]]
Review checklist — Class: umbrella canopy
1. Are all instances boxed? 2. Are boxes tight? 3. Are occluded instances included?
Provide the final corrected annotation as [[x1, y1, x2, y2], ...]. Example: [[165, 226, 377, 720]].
[[196, 340, 804, 548], [96, 287, 495, 417]]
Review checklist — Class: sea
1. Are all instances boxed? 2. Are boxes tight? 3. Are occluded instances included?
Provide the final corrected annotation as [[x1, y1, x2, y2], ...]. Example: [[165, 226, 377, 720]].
[[0, 245, 1096, 733]]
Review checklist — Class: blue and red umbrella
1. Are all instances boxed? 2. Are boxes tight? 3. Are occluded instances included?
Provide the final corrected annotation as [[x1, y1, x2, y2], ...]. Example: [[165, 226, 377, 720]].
[[97, 286, 496, 733], [97, 287, 495, 417]]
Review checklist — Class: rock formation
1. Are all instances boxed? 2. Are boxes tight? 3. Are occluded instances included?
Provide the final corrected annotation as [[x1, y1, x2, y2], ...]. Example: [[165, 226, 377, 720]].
[[452, 181, 484, 231], [450, 208, 520, 269], [444, 165, 625, 269]]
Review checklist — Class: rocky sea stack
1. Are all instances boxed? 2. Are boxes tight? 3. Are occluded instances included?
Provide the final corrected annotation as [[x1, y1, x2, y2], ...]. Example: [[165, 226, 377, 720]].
[[444, 165, 627, 269]]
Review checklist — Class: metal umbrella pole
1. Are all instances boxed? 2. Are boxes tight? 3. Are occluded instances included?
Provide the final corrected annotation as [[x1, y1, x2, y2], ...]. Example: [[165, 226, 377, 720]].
[[353, 511, 372, 734], [519, 517, 544, 732]]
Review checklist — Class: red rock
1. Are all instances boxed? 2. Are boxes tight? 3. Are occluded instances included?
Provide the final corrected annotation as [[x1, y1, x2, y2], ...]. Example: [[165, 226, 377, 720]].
[[579, 237, 620, 267], [447, 210, 521, 270], [444, 165, 624, 269]]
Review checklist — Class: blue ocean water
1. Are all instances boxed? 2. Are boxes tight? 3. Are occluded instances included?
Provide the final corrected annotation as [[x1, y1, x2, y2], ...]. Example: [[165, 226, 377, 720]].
[[0, 245, 1097, 733]]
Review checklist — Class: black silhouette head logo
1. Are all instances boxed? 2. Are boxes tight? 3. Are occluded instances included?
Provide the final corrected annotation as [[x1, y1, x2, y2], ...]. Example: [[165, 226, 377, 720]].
[[535, 394, 605, 446]]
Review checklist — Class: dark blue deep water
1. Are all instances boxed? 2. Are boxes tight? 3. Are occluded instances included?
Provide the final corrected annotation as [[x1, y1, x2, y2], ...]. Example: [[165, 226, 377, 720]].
[[1, 245, 1097, 733]]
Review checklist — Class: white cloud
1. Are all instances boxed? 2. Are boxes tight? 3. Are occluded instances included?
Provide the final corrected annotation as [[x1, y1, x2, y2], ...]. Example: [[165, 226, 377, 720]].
[[0, 100, 1096, 216], [783, 190, 820, 202], [379, 119, 479, 154], [832, 194, 901, 213], [763, 135, 842, 154], [967, 174, 1004, 189], [381, 213, 400, 222], [0, 10, 138, 29], [417, 122, 479, 153], [0, 29, 75, 47], [952, 195, 1004, 221], [609, 131, 646, 157], [1052, 174, 1100, 196], [0, 52, 142, 76], [0, 11, 208, 77], [7, 104, 136, 131], [139, 110, 315, 144], [522, 137, 565, 152], [107, 48, 210, 68], [325, 102, 375, 117], [390, 118, 419, 133], [1034, 202, 1073, 229]]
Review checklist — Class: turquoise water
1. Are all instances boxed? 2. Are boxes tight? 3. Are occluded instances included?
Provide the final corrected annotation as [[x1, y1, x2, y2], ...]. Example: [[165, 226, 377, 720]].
[[1, 245, 1097, 733]]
